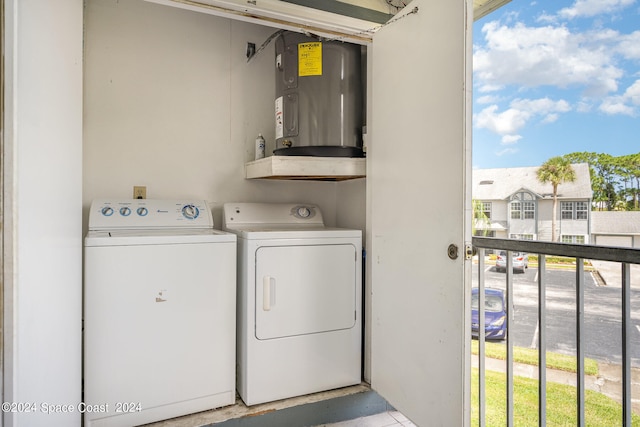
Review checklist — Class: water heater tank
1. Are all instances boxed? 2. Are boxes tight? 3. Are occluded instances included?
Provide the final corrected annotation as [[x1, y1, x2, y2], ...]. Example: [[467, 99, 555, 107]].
[[274, 31, 364, 157]]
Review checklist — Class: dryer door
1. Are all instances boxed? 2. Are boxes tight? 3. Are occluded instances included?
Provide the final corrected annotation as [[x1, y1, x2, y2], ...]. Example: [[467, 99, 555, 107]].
[[255, 244, 357, 340]]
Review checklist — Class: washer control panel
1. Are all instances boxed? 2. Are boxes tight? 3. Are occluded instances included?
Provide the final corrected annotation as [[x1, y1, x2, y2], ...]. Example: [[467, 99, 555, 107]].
[[88, 199, 213, 230]]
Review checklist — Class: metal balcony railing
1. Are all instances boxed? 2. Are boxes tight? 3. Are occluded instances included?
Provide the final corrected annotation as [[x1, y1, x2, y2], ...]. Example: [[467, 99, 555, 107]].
[[471, 237, 640, 427]]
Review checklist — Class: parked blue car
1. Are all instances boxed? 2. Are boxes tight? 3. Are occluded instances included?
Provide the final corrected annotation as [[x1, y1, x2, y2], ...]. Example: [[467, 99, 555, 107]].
[[471, 288, 507, 340]]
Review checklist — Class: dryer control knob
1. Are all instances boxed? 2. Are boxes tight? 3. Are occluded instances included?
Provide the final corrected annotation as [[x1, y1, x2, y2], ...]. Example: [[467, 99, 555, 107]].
[[120, 207, 132, 217], [136, 207, 148, 216], [297, 207, 311, 218], [182, 204, 200, 220]]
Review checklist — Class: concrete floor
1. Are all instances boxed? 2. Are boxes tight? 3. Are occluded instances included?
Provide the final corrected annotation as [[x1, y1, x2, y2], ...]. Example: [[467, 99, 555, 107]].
[[143, 384, 397, 427], [315, 411, 415, 427]]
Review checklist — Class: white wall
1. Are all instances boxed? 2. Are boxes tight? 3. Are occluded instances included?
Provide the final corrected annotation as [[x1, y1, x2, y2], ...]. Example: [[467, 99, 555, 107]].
[[83, 0, 367, 230], [492, 200, 508, 223], [3, 0, 83, 425], [593, 234, 634, 248], [537, 201, 553, 241], [509, 219, 536, 236]]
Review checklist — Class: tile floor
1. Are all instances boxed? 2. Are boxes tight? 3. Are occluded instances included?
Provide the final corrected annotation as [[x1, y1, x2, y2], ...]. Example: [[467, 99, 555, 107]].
[[317, 411, 416, 427]]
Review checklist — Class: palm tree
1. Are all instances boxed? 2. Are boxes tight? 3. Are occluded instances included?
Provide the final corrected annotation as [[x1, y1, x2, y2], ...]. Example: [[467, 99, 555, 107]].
[[537, 157, 576, 242], [472, 199, 490, 236]]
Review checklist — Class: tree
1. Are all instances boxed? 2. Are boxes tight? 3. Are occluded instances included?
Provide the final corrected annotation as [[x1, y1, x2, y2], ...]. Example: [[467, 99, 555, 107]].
[[472, 199, 490, 236], [563, 152, 619, 210], [562, 151, 640, 211], [615, 153, 640, 210], [537, 157, 576, 242]]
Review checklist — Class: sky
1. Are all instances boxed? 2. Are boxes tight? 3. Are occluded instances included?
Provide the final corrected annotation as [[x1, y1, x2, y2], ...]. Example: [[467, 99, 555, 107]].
[[472, 0, 640, 169]]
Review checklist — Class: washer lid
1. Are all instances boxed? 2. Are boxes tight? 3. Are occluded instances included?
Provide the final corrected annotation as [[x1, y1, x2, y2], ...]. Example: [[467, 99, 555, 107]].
[[84, 228, 236, 246], [88, 199, 214, 230]]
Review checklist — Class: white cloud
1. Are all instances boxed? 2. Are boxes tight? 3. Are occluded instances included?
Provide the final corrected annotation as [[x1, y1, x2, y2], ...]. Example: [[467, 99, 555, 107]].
[[599, 79, 640, 115], [474, 97, 571, 145], [477, 83, 504, 93], [510, 98, 571, 114], [616, 30, 640, 60], [511, 98, 570, 123], [476, 94, 501, 104], [625, 80, 640, 104], [558, 0, 636, 19], [576, 101, 594, 112], [501, 135, 522, 145], [599, 99, 635, 115], [496, 147, 520, 156], [474, 105, 530, 135], [536, 13, 557, 24], [473, 22, 623, 97]]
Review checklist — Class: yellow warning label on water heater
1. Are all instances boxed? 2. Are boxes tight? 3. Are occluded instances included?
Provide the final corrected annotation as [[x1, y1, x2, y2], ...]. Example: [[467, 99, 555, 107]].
[[298, 42, 322, 77]]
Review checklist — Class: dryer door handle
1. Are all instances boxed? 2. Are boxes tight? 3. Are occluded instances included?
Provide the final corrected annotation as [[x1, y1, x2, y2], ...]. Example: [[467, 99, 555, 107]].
[[263, 276, 276, 311]]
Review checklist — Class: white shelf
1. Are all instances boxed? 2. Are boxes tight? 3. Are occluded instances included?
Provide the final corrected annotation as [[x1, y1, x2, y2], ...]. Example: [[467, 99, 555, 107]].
[[245, 156, 366, 181]]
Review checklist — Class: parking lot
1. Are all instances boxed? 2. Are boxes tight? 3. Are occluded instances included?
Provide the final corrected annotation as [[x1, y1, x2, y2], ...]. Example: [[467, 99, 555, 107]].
[[472, 261, 640, 367]]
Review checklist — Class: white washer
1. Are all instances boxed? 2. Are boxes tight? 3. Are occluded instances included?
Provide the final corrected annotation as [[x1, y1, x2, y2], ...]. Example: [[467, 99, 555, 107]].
[[84, 199, 236, 427], [222, 202, 362, 406]]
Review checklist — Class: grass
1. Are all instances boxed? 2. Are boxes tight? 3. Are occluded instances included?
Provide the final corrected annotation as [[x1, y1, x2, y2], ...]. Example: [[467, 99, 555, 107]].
[[486, 253, 592, 267], [471, 369, 640, 426], [470, 342, 636, 425], [529, 254, 591, 265], [471, 340, 599, 376]]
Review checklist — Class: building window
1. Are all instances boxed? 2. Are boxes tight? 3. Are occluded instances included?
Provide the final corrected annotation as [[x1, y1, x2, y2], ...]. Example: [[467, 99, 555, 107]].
[[474, 230, 496, 237], [561, 235, 586, 244], [576, 202, 588, 220], [510, 234, 534, 240], [523, 201, 535, 219], [474, 202, 492, 220], [481, 202, 492, 220], [561, 201, 589, 220], [510, 191, 536, 220], [511, 202, 521, 219]]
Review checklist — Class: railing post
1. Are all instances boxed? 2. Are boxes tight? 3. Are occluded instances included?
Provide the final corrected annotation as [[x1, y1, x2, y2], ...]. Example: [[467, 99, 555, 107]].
[[538, 255, 546, 426], [622, 263, 631, 427], [576, 258, 585, 427], [506, 252, 514, 427], [478, 248, 486, 427]]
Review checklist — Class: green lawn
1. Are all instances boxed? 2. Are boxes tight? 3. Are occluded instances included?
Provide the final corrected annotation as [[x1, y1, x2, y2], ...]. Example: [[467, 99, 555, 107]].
[[471, 341, 639, 425], [471, 369, 640, 426]]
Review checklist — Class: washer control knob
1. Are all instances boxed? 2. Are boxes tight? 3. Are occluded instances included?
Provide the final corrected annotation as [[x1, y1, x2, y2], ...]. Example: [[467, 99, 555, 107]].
[[297, 207, 311, 218], [136, 207, 148, 217], [120, 207, 131, 217], [182, 204, 199, 220], [101, 206, 114, 217]]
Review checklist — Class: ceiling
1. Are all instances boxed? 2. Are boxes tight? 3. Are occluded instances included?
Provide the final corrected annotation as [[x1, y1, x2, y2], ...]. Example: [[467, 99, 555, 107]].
[[146, 0, 513, 43], [274, 0, 513, 23]]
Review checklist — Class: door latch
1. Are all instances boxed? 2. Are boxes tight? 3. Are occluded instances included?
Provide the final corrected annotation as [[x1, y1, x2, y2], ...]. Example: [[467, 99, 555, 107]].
[[465, 243, 474, 260]]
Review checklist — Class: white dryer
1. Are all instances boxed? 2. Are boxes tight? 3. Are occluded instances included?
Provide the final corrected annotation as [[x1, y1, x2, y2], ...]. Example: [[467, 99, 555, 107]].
[[222, 202, 362, 406], [84, 199, 236, 427]]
